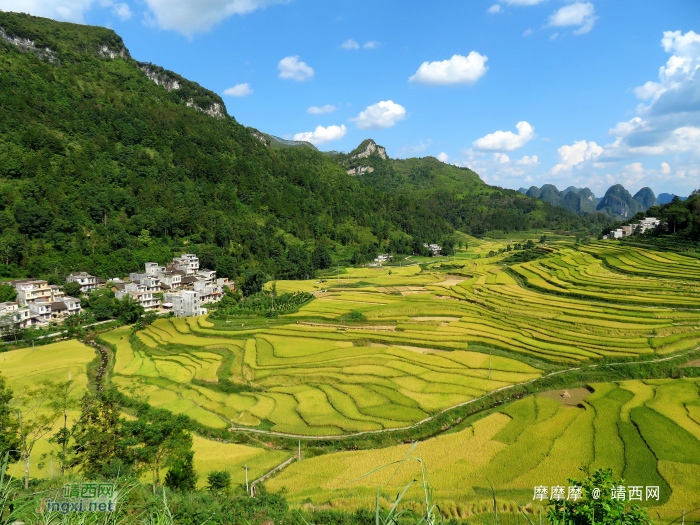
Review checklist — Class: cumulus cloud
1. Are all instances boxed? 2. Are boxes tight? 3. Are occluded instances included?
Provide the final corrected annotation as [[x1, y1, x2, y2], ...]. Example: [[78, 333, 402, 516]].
[[500, 0, 546, 4], [400, 139, 433, 156], [341, 39, 359, 50], [141, 0, 289, 36], [488, 4, 502, 14], [278, 56, 314, 81], [608, 117, 650, 137], [633, 30, 700, 115], [350, 100, 407, 130], [0, 0, 130, 23], [293, 125, 347, 145], [307, 105, 337, 114], [548, 2, 598, 35], [523, 28, 534, 36], [223, 83, 253, 97], [99, 0, 132, 20], [661, 162, 671, 174], [438, 152, 449, 162], [472, 121, 535, 152], [551, 140, 603, 174], [515, 155, 539, 166], [363, 41, 379, 49], [409, 52, 488, 86]]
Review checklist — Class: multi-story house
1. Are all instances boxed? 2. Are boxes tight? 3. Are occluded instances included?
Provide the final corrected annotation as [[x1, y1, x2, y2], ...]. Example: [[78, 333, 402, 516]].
[[164, 290, 207, 317], [114, 283, 161, 311], [12, 280, 65, 306], [171, 254, 200, 276], [160, 271, 183, 290], [66, 272, 97, 293]]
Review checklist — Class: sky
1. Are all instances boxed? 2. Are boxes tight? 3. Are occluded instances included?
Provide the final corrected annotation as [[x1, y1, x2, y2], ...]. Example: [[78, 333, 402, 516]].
[[3, 0, 700, 197]]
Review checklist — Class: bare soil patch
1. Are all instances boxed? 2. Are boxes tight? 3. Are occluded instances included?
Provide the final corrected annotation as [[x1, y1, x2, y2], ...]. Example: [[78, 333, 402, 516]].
[[537, 387, 592, 406], [680, 358, 700, 368]]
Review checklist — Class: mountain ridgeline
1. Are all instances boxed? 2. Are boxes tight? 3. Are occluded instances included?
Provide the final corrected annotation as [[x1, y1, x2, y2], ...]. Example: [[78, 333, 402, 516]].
[[328, 140, 610, 236], [520, 184, 662, 220], [0, 12, 611, 285]]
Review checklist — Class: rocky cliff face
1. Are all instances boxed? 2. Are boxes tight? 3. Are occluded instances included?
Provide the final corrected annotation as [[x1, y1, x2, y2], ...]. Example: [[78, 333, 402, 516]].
[[0, 25, 59, 64], [139, 64, 182, 91], [346, 166, 375, 176], [351, 140, 387, 160]]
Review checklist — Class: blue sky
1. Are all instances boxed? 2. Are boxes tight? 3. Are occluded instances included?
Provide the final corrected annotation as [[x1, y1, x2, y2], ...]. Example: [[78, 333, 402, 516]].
[[4, 0, 700, 197]]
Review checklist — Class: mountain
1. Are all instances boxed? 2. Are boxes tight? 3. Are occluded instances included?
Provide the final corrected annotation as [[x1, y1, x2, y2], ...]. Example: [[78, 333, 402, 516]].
[[0, 11, 451, 280], [633, 187, 658, 210], [329, 141, 610, 235], [596, 184, 643, 219], [658, 193, 688, 205], [523, 184, 598, 215]]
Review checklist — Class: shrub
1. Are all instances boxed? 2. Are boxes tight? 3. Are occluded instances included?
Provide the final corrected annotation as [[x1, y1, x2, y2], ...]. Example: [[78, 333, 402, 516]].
[[207, 471, 231, 492]]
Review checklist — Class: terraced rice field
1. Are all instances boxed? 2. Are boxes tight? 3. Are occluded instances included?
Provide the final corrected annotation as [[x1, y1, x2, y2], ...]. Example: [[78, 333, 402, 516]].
[[107, 318, 541, 435], [266, 379, 700, 517], [108, 243, 700, 437]]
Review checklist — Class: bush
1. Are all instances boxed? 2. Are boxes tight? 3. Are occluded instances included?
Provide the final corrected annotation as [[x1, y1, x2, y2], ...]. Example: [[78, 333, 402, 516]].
[[207, 471, 231, 492]]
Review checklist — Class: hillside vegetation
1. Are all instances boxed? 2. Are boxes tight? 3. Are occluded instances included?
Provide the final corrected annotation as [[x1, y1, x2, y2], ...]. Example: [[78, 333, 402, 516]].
[[330, 140, 611, 235], [0, 12, 449, 282]]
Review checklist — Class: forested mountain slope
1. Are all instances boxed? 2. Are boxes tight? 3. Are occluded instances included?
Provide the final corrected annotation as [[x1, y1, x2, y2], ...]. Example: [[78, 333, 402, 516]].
[[331, 140, 611, 235], [0, 12, 450, 281]]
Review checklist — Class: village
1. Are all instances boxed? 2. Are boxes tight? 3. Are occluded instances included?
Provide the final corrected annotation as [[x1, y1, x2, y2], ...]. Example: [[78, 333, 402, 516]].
[[0, 254, 230, 330]]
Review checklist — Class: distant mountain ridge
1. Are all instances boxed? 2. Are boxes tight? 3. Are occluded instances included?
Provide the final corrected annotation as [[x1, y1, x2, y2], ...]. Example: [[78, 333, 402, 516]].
[[658, 193, 688, 204], [520, 183, 660, 219]]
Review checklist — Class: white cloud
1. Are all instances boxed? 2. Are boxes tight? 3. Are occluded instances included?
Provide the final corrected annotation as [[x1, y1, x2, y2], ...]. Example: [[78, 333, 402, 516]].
[[341, 39, 359, 50], [495, 153, 511, 164], [472, 121, 535, 152], [488, 4, 502, 14], [293, 125, 347, 145], [551, 140, 603, 174], [500, 0, 546, 4], [363, 41, 379, 49], [549, 33, 559, 41], [278, 56, 314, 81], [99, 0, 131, 20], [409, 52, 488, 86], [400, 139, 433, 156], [661, 162, 671, 174], [633, 30, 700, 115], [515, 155, 539, 166], [307, 105, 337, 114], [350, 100, 407, 130], [438, 152, 449, 162], [223, 83, 253, 97], [523, 28, 534, 36], [142, 0, 289, 36], [0, 0, 131, 23], [548, 2, 598, 35], [608, 117, 650, 137]]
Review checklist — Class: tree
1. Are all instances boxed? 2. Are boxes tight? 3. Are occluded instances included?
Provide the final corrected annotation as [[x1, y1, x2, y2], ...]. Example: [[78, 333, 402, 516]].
[[241, 269, 265, 297], [48, 380, 82, 476], [207, 470, 231, 492], [71, 388, 132, 479], [0, 284, 16, 303], [114, 296, 145, 324], [311, 244, 332, 270], [63, 281, 82, 298], [126, 409, 193, 494], [137, 229, 152, 247], [545, 468, 650, 525], [216, 254, 237, 280], [0, 374, 20, 465], [165, 451, 197, 491], [10, 381, 62, 488]]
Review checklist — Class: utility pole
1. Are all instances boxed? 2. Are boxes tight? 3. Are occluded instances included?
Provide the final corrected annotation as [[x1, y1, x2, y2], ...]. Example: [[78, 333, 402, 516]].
[[243, 465, 249, 492]]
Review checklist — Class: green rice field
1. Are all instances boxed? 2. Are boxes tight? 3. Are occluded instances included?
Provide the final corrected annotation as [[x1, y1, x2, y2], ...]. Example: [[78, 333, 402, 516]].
[[266, 378, 700, 518], [105, 241, 700, 437]]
